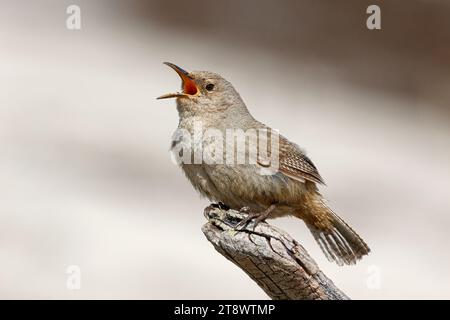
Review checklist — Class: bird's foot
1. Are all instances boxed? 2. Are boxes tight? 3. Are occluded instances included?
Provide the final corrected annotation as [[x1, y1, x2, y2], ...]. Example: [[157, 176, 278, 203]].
[[234, 205, 276, 231], [234, 212, 262, 230]]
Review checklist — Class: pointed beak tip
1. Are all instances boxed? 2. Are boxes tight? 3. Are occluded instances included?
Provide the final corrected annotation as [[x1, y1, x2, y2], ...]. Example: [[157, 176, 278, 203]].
[[163, 62, 190, 77], [159, 62, 198, 99]]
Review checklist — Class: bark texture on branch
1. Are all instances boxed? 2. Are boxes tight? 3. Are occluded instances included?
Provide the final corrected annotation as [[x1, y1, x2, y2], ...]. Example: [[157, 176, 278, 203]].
[[202, 206, 349, 300]]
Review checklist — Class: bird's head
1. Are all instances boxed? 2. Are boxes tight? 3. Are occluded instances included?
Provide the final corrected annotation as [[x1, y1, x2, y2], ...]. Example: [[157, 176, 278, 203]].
[[157, 62, 249, 120]]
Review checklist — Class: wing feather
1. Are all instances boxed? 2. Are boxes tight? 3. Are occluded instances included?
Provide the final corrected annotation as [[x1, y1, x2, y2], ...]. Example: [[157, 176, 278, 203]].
[[278, 137, 325, 185]]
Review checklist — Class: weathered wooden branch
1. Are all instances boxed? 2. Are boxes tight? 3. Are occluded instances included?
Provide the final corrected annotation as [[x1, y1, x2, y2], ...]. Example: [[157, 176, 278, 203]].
[[202, 206, 349, 300]]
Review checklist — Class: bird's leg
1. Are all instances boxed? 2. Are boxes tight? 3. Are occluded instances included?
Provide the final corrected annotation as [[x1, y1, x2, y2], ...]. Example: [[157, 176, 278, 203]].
[[254, 204, 277, 225], [235, 204, 277, 230]]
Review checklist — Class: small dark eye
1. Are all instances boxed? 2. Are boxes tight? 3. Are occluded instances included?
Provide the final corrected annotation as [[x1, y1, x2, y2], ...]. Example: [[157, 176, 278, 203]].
[[205, 83, 215, 91]]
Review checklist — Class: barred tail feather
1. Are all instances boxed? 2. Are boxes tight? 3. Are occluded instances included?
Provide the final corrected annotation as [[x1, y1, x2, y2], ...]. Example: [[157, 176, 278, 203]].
[[307, 206, 370, 266]]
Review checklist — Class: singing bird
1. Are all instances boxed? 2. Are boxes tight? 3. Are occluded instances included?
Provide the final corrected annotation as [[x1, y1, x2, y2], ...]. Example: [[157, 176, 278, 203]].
[[158, 62, 370, 265]]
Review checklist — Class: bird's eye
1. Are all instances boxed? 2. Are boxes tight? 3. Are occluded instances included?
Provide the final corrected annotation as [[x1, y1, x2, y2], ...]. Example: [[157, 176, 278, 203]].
[[205, 83, 215, 91]]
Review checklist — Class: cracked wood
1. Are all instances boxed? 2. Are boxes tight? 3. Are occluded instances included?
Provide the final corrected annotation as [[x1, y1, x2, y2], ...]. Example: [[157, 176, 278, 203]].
[[202, 207, 349, 300]]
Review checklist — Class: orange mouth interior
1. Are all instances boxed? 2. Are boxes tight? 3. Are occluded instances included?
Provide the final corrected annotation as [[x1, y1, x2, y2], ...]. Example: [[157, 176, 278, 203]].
[[182, 77, 198, 95], [158, 62, 199, 99]]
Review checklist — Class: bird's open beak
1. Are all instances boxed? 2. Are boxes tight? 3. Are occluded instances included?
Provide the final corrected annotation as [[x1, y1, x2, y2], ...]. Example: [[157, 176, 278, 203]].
[[157, 62, 199, 99]]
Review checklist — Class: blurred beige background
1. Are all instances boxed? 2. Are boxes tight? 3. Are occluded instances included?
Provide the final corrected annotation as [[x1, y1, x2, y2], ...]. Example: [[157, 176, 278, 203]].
[[1, 0, 449, 299]]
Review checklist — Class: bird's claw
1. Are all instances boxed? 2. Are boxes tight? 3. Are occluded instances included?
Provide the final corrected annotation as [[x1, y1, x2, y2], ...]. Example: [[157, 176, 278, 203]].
[[234, 209, 264, 231], [234, 205, 275, 231]]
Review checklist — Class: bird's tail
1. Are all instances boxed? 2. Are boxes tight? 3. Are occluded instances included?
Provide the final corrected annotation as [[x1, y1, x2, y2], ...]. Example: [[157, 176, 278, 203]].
[[302, 193, 370, 266]]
